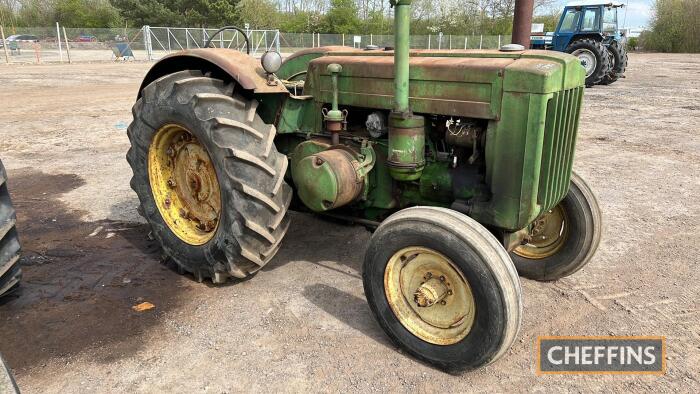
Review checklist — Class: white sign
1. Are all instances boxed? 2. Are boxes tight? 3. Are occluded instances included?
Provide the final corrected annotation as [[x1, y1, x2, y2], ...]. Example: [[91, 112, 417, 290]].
[[354, 36, 362, 44], [531, 23, 545, 33]]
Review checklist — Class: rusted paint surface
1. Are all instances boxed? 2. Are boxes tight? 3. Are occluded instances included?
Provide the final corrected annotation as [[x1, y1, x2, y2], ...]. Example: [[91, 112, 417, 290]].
[[139, 49, 289, 97], [282, 46, 359, 64], [308, 55, 512, 119]]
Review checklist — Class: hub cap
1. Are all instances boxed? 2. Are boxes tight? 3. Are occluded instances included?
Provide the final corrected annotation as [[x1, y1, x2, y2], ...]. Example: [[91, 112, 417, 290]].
[[384, 247, 476, 345], [514, 204, 568, 259], [148, 124, 221, 245], [572, 49, 597, 77]]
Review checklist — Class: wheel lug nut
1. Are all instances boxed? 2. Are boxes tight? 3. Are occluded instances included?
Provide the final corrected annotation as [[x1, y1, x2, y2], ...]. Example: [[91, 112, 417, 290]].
[[440, 300, 447, 306], [164, 199, 171, 207], [167, 179, 177, 188], [440, 276, 445, 281]]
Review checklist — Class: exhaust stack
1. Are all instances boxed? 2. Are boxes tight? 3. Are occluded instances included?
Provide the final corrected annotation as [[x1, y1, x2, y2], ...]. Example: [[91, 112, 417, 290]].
[[512, 0, 535, 48], [391, 0, 412, 114]]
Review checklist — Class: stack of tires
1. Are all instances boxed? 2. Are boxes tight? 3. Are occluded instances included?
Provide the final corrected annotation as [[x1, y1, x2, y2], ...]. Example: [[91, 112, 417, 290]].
[[0, 159, 21, 298], [566, 38, 627, 87]]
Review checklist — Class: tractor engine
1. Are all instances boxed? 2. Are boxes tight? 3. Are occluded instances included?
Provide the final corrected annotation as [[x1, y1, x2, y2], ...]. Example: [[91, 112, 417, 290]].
[[275, 46, 585, 232]]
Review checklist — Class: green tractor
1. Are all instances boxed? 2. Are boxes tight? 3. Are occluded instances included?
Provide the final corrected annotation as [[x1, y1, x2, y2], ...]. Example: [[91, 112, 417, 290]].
[[127, 0, 601, 371]]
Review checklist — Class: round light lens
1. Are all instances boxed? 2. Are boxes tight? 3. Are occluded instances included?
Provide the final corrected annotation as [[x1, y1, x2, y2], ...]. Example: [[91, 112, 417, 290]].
[[261, 51, 282, 74]]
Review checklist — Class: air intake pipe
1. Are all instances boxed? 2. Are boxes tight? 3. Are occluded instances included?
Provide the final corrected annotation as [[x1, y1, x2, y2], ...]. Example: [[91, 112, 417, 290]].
[[387, 0, 425, 181]]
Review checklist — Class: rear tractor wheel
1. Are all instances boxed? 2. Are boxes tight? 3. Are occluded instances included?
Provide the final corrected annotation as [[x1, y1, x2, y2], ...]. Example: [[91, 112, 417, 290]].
[[601, 40, 627, 85], [566, 38, 611, 87], [511, 172, 602, 281], [127, 70, 292, 283], [0, 159, 21, 298], [363, 207, 522, 372]]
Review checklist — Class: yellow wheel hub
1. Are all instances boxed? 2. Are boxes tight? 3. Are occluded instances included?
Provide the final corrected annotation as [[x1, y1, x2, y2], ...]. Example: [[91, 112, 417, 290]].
[[384, 247, 476, 345], [148, 124, 221, 246], [514, 204, 568, 259]]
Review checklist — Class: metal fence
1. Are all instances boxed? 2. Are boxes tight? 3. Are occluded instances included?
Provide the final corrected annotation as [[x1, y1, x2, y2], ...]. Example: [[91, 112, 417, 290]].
[[280, 33, 512, 51], [143, 26, 281, 60], [1, 25, 513, 64]]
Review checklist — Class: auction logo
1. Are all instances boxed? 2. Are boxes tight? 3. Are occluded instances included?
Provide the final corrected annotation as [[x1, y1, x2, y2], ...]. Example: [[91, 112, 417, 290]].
[[537, 336, 666, 375]]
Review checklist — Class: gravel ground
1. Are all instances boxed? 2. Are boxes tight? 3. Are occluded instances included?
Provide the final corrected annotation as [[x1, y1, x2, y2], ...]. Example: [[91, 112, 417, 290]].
[[0, 53, 698, 393]]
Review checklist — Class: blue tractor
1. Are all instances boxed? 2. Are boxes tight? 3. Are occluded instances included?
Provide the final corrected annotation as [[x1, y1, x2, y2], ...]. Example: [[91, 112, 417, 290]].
[[531, 1, 628, 87]]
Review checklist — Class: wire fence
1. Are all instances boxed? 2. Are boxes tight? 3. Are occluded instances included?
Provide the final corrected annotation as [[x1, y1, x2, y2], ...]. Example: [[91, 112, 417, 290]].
[[0, 25, 514, 65], [283, 33, 512, 51]]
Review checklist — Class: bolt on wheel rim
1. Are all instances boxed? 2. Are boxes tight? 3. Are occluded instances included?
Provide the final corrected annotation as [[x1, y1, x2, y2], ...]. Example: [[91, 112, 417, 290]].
[[572, 49, 597, 77], [148, 124, 221, 246], [513, 204, 568, 259], [384, 247, 476, 345]]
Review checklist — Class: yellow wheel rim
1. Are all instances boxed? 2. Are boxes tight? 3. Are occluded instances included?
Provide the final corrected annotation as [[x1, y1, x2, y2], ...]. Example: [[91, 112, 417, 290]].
[[384, 247, 476, 346], [513, 204, 568, 259], [148, 124, 221, 246]]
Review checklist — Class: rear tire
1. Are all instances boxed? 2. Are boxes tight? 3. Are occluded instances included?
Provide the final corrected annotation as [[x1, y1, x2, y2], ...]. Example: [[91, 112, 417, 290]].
[[0, 159, 21, 298], [601, 40, 627, 85], [363, 207, 522, 372], [127, 71, 292, 283], [511, 172, 602, 281], [566, 38, 611, 87], [599, 47, 616, 85]]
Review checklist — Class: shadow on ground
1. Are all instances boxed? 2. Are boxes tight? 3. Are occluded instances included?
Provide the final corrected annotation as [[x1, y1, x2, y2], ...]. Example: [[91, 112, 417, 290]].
[[302, 283, 393, 347], [0, 169, 190, 371], [0, 171, 392, 371]]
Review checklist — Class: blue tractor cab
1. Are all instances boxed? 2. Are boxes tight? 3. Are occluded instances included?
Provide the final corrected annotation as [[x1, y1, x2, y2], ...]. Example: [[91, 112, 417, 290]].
[[531, 1, 628, 87]]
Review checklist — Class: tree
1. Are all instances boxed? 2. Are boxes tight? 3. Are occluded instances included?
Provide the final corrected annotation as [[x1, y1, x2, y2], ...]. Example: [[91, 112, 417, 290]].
[[175, 0, 238, 27], [642, 0, 700, 53], [55, 0, 122, 27], [109, 0, 179, 26], [324, 0, 360, 34], [237, 0, 278, 29], [109, 0, 238, 27]]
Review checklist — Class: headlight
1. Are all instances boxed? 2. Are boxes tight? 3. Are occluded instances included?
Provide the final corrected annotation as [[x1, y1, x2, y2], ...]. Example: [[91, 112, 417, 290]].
[[261, 51, 282, 74]]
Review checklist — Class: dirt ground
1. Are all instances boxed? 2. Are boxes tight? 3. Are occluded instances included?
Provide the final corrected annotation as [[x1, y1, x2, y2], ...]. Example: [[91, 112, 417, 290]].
[[0, 53, 698, 393]]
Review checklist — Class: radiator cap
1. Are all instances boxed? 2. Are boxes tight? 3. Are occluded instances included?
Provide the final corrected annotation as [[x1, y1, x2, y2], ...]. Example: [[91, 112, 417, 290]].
[[500, 44, 525, 52]]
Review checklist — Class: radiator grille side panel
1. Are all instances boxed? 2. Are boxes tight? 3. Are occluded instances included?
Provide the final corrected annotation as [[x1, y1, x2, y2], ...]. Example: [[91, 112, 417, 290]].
[[538, 87, 584, 211]]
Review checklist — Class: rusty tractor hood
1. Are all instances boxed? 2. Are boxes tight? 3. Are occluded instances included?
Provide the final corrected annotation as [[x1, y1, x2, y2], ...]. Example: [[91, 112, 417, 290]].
[[303, 49, 585, 120]]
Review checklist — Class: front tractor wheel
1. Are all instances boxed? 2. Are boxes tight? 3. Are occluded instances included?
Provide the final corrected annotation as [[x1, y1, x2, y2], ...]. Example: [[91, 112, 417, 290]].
[[511, 172, 602, 281], [363, 207, 522, 372], [127, 70, 292, 283]]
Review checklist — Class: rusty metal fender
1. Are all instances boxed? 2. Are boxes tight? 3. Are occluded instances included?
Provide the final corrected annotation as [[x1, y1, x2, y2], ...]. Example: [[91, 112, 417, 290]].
[[138, 49, 289, 98]]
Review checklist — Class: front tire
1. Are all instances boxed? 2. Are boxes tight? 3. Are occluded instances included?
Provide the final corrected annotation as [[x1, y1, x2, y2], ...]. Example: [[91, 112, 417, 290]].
[[127, 70, 292, 283], [363, 207, 522, 372], [511, 172, 602, 281]]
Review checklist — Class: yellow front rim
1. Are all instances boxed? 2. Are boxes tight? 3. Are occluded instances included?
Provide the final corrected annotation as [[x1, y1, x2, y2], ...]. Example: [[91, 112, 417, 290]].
[[384, 247, 476, 346], [148, 124, 221, 246], [513, 204, 568, 259]]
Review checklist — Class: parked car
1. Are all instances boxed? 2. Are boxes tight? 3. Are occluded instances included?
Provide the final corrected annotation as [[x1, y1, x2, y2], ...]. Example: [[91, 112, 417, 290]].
[[76, 34, 97, 42], [0, 34, 39, 48]]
